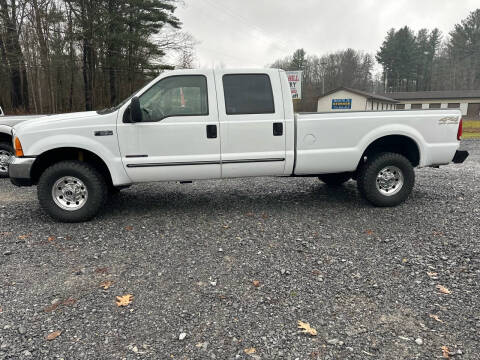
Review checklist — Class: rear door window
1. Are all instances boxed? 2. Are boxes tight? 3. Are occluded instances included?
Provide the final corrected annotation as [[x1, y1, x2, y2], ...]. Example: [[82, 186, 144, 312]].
[[222, 74, 275, 115]]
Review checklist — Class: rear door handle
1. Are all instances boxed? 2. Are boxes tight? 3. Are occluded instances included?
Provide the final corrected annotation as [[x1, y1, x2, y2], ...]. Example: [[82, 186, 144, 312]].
[[206, 124, 217, 138], [273, 122, 283, 136]]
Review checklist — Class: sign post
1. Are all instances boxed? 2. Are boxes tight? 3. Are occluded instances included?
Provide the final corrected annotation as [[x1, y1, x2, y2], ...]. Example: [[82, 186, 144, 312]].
[[286, 71, 303, 100]]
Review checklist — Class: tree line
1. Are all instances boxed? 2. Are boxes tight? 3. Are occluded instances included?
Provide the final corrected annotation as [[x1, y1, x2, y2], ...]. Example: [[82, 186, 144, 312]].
[[0, 0, 194, 114], [271, 48, 375, 111], [377, 9, 480, 92], [271, 9, 480, 111]]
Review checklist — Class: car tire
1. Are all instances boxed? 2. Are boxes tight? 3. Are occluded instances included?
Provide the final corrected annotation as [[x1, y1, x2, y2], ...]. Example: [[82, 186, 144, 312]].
[[318, 172, 351, 186], [0, 142, 14, 178], [357, 152, 415, 207], [37, 160, 108, 222]]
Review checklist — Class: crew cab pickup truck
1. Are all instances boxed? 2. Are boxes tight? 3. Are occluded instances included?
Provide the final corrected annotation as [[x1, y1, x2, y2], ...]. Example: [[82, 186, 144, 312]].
[[1, 113, 46, 177], [9, 68, 468, 222]]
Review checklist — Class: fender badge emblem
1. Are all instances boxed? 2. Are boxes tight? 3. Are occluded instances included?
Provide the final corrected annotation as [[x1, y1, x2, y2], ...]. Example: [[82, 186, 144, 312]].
[[438, 117, 459, 125], [94, 130, 114, 136]]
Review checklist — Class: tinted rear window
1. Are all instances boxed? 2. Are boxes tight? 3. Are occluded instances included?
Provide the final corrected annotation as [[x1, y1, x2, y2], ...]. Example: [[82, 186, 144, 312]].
[[223, 74, 275, 115]]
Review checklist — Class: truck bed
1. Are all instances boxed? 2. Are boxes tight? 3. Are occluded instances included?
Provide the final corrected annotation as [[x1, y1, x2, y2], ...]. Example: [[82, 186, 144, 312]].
[[294, 109, 462, 175]]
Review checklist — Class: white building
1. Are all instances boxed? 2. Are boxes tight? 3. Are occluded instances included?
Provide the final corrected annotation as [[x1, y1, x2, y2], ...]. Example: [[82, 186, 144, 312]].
[[389, 90, 480, 120], [317, 88, 480, 120], [317, 87, 398, 112]]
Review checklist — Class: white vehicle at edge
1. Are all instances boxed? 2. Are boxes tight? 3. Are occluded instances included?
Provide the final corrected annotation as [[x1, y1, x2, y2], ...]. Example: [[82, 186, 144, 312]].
[[9, 68, 468, 222], [0, 107, 47, 177]]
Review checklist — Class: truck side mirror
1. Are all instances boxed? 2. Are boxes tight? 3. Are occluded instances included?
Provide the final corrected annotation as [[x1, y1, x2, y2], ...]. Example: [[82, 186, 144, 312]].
[[129, 97, 142, 123]]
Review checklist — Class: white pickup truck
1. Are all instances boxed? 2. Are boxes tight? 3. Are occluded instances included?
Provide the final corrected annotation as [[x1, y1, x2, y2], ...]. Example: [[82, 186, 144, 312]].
[[9, 68, 468, 222]]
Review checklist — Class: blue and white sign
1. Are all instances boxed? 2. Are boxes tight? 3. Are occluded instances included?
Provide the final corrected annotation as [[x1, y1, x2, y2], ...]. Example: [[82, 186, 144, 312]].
[[332, 99, 352, 109]]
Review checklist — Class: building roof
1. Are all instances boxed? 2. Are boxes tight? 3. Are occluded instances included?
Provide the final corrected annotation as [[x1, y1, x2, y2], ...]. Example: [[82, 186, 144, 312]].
[[320, 87, 399, 103], [387, 90, 480, 101]]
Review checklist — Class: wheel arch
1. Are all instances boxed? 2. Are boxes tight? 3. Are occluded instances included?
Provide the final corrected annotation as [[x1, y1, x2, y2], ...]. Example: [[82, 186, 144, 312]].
[[358, 134, 421, 170], [31, 147, 114, 186], [0, 128, 13, 145]]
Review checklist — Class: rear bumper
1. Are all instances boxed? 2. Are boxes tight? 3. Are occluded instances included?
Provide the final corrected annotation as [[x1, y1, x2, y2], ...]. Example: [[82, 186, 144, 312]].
[[8, 157, 35, 186], [452, 150, 469, 164]]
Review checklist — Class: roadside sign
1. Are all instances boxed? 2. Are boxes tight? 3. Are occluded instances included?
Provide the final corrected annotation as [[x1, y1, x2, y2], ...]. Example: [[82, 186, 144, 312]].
[[332, 99, 352, 109], [286, 71, 302, 100]]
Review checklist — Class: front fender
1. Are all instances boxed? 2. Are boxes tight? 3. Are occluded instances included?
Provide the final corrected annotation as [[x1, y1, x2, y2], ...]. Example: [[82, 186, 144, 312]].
[[28, 135, 131, 186]]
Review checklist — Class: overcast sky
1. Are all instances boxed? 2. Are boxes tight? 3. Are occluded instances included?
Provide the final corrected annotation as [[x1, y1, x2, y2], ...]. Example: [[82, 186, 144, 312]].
[[176, 0, 479, 70]]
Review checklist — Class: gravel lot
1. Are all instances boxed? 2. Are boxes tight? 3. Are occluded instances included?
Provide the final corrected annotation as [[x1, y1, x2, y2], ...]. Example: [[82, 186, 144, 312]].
[[1, 140, 479, 360]]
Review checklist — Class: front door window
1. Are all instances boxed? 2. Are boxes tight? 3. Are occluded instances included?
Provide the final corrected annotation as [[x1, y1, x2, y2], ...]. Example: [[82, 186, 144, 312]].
[[139, 75, 208, 122]]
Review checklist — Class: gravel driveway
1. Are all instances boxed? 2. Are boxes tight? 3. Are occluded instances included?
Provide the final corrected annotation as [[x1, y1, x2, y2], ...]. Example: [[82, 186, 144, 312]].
[[1, 140, 479, 360]]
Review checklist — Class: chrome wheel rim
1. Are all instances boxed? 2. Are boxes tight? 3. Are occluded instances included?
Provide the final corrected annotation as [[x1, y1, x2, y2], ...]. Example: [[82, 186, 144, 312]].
[[376, 166, 404, 196], [0, 150, 11, 174], [52, 176, 88, 211]]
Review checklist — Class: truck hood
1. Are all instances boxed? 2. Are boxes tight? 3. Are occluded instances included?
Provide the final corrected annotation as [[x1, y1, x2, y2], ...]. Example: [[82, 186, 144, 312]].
[[0, 115, 47, 128], [13, 111, 100, 133]]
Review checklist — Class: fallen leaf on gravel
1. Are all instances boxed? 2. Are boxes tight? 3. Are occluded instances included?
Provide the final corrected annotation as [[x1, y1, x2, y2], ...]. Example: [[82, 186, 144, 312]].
[[366, 230, 373, 235], [44, 303, 60, 312], [429, 314, 444, 323], [223, 225, 229, 229], [18, 234, 30, 240], [46, 330, 61, 341], [441, 345, 450, 358], [402, 258, 408, 263], [47, 236, 55, 242], [297, 320, 317, 336], [62, 298, 76, 306], [244, 347, 256, 354], [125, 226, 133, 231], [252, 280, 260, 287], [95, 267, 109, 274], [427, 271, 438, 278], [44, 298, 76, 312], [261, 213, 268, 219], [100, 280, 113, 290], [116, 294, 133, 307], [436, 285, 451, 294]]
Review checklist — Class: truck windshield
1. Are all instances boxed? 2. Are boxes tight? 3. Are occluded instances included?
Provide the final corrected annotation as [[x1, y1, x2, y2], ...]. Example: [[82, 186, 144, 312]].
[[97, 91, 139, 115]]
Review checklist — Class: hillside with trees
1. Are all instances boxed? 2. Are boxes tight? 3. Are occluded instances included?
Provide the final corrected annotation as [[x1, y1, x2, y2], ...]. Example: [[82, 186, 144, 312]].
[[0, 0, 194, 114], [272, 9, 480, 111]]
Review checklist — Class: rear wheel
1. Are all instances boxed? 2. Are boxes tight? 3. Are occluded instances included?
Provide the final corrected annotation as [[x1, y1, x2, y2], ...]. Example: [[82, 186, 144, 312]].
[[0, 142, 13, 178], [318, 172, 351, 186], [357, 152, 414, 207], [37, 161, 108, 222]]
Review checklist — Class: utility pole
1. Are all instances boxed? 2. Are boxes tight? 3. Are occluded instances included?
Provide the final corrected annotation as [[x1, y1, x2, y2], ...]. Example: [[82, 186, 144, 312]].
[[321, 60, 327, 95]]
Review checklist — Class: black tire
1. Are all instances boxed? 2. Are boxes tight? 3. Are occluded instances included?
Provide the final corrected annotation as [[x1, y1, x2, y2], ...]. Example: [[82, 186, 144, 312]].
[[108, 185, 121, 195], [37, 160, 108, 222], [357, 152, 415, 207], [0, 142, 14, 178], [318, 172, 351, 186]]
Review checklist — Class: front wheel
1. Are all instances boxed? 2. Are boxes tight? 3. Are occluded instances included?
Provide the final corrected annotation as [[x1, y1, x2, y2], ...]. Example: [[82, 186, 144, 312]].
[[357, 152, 415, 207], [37, 161, 108, 222], [0, 142, 14, 178]]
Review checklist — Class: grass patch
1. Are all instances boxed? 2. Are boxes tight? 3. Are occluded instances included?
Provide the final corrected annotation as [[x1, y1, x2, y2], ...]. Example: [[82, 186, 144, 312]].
[[463, 120, 480, 139]]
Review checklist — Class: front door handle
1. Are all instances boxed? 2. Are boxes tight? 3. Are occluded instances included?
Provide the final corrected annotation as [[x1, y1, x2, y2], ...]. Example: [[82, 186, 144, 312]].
[[206, 124, 217, 138], [273, 122, 283, 136]]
